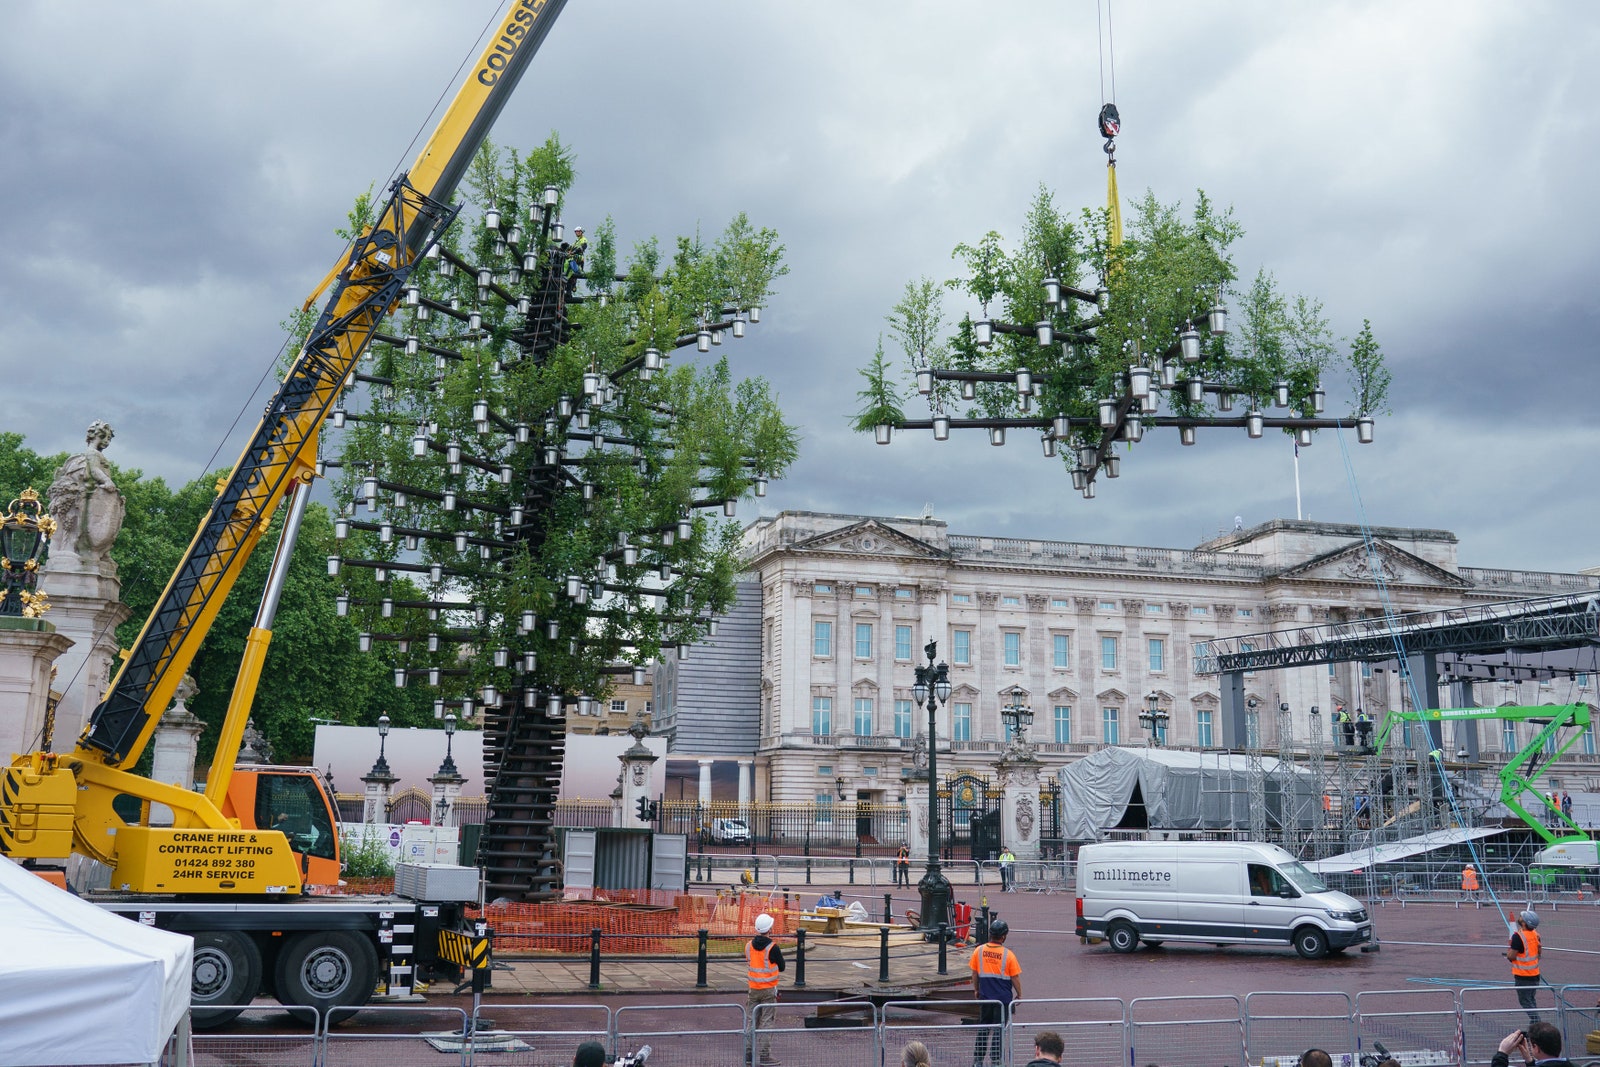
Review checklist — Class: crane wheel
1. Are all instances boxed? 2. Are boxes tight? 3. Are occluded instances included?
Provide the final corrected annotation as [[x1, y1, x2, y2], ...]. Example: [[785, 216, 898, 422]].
[[274, 931, 379, 1018], [190, 931, 262, 1029]]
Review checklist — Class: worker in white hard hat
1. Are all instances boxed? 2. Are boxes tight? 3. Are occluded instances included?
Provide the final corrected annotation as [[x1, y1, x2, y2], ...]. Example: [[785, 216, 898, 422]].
[[746, 912, 785, 1066]]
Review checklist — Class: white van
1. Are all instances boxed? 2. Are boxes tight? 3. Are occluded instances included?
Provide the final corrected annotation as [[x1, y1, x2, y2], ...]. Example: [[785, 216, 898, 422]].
[[1075, 841, 1371, 959]]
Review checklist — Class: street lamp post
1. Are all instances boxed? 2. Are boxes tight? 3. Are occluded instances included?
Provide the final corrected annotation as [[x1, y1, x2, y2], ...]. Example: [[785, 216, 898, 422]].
[[1139, 691, 1169, 746], [910, 640, 953, 936], [1000, 685, 1034, 758]]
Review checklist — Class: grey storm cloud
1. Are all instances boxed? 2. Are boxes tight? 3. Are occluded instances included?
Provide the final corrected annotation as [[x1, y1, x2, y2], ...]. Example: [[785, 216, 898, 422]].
[[2, 1, 1597, 571]]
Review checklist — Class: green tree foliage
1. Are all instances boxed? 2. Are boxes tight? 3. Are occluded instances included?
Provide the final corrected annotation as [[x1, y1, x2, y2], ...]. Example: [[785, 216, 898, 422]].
[[1344, 319, 1391, 416], [859, 184, 1390, 458], [853, 338, 905, 432], [0, 434, 394, 765], [0, 432, 63, 501], [329, 135, 797, 717]]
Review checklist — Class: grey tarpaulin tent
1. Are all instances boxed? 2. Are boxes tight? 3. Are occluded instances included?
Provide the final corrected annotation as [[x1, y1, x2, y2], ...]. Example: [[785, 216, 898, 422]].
[[1055, 746, 1319, 841]]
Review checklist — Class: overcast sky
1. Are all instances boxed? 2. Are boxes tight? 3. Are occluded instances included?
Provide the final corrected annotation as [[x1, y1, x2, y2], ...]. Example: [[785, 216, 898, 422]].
[[4, 2, 1597, 574]]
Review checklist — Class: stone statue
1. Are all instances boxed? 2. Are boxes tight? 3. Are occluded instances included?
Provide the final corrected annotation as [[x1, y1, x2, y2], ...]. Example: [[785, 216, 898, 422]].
[[237, 717, 274, 765], [47, 421, 125, 564]]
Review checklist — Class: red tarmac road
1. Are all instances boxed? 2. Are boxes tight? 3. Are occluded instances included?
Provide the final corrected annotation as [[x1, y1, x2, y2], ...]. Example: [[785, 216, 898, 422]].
[[464, 888, 1597, 1008]]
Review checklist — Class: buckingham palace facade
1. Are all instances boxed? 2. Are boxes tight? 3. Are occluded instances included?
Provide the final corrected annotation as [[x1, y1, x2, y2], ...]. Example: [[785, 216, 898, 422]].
[[721, 511, 1600, 803]]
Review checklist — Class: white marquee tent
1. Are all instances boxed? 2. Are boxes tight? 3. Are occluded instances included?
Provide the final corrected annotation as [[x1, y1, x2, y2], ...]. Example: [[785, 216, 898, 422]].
[[0, 856, 193, 1066]]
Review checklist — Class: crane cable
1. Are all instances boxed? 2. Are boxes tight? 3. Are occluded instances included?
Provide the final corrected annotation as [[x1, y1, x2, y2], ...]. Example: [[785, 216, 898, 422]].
[[1096, 0, 1123, 251], [1333, 423, 1515, 929]]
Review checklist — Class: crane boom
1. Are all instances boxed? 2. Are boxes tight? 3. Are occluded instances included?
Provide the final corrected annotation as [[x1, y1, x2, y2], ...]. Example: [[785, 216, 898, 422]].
[[1372, 704, 1592, 846], [2, 0, 568, 890], [84, 0, 567, 771]]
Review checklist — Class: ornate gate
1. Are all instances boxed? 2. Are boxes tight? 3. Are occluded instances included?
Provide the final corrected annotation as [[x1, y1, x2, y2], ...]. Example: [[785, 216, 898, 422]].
[[939, 773, 1003, 862], [386, 787, 432, 825]]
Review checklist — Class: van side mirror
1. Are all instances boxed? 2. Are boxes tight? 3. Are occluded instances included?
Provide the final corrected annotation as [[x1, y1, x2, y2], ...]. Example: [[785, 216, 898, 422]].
[[1278, 885, 1299, 899]]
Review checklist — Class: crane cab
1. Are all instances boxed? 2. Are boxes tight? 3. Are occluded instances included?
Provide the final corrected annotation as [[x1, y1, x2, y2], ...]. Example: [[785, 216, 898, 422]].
[[220, 766, 343, 889]]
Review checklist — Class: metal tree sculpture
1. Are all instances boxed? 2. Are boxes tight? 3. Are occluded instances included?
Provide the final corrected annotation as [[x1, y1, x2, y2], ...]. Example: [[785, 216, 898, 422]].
[[326, 136, 796, 898], [856, 185, 1387, 497]]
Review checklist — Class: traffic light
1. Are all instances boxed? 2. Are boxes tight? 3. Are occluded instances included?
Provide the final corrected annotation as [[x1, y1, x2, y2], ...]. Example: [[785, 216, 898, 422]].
[[636, 796, 650, 821]]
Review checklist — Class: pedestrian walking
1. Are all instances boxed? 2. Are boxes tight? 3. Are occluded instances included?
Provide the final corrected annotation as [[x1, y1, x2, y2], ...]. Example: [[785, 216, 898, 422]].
[[1462, 864, 1480, 896], [969, 918, 1021, 1067], [746, 912, 785, 1066], [998, 847, 1016, 892], [896, 844, 911, 887], [1506, 909, 1542, 1025]]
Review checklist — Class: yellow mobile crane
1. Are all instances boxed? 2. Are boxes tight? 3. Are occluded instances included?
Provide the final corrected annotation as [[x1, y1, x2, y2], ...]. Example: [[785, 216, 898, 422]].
[[1, 0, 567, 1024]]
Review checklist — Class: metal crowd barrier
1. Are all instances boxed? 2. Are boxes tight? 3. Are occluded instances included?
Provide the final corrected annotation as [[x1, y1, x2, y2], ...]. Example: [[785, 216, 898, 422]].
[[138, 981, 1600, 1067], [613, 1002, 748, 1066], [467, 1003, 612, 1066], [1130, 994, 1248, 1067], [323, 1004, 472, 1067], [1008, 996, 1125, 1067], [1554, 984, 1600, 1066], [183, 1004, 318, 1067], [1246, 992, 1355, 1066], [752, 999, 879, 1067], [1355, 988, 1461, 1064], [881, 998, 1009, 1067]]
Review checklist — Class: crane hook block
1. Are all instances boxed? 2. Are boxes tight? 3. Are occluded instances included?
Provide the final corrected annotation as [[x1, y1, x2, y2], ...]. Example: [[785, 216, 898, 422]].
[[1098, 103, 1121, 140]]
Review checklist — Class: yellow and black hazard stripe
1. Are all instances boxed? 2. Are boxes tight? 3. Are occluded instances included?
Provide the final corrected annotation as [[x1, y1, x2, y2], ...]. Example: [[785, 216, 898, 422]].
[[437, 928, 491, 971]]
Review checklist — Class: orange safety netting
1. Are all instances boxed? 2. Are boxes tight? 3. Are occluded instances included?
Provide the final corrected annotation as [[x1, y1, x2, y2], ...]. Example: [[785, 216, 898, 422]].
[[479, 889, 796, 955]]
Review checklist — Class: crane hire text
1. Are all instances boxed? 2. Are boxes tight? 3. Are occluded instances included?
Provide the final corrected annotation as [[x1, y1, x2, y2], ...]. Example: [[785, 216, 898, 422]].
[[159, 836, 274, 856]]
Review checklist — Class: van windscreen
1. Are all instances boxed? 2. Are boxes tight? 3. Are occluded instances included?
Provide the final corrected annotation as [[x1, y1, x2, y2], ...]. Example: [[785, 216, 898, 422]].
[[1281, 860, 1328, 893]]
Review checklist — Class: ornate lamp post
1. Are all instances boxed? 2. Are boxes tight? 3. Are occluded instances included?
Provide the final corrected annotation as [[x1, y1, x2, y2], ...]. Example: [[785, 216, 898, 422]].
[[430, 712, 463, 826], [1000, 685, 1035, 759], [910, 640, 953, 935], [0, 489, 54, 618], [1139, 691, 1170, 746], [360, 713, 399, 824]]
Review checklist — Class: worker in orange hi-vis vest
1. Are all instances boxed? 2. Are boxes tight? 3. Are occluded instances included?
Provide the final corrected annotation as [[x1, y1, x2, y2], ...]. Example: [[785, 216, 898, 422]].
[[1506, 910, 1542, 1025], [969, 919, 1022, 1067], [746, 913, 785, 1066], [1462, 864, 1481, 896]]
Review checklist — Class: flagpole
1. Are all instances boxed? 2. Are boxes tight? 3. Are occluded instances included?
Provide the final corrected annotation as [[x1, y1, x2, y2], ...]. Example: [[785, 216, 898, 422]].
[[1293, 438, 1303, 520]]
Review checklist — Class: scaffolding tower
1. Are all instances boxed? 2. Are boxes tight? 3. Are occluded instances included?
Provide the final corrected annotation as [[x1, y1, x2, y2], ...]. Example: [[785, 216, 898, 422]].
[[1246, 702, 1268, 841], [1305, 705, 1330, 858], [1275, 700, 1296, 852]]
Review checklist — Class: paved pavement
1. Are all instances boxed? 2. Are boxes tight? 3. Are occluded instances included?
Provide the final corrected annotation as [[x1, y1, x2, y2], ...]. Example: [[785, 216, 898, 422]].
[[490, 924, 958, 997]]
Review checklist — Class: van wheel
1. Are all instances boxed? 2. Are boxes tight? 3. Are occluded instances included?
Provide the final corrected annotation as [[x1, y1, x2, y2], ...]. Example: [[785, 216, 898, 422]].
[[1292, 926, 1329, 959], [1107, 921, 1139, 953], [190, 931, 262, 1029]]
